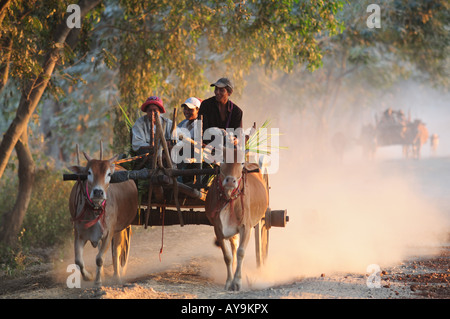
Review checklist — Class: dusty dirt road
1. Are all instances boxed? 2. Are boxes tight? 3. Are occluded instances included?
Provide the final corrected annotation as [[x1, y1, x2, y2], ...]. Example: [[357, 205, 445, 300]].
[[0, 224, 448, 300], [1, 157, 449, 301]]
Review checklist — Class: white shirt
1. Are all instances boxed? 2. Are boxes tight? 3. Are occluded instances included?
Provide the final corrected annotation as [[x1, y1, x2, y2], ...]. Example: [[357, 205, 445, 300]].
[[172, 119, 202, 164], [176, 119, 201, 139], [132, 115, 173, 152]]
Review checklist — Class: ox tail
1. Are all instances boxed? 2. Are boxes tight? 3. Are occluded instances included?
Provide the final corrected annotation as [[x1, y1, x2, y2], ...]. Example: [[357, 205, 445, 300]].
[[214, 237, 220, 247]]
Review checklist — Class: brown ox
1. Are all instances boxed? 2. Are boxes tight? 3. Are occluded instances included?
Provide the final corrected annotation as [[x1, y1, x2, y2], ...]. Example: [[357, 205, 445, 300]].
[[69, 152, 138, 286], [404, 120, 429, 159], [205, 148, 268, 291]]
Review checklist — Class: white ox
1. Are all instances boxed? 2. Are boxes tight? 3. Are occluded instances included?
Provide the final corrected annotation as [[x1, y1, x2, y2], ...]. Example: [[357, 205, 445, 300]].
[[205, 148, 269, 291], [69, 152, 138, 286]]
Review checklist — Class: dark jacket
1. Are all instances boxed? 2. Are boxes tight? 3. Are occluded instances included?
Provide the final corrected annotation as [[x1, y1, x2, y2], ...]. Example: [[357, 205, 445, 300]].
[[198, 96, 243, 133]]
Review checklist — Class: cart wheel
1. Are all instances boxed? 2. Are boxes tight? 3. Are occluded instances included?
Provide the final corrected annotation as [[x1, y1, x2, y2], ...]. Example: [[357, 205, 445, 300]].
[[254, 216, 269, 268], [255, 172, 270, 267], [263, 172, 269, 200]]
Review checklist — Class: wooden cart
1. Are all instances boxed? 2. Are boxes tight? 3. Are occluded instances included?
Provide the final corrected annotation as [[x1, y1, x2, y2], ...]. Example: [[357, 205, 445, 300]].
[[64, 114, 288, 267]]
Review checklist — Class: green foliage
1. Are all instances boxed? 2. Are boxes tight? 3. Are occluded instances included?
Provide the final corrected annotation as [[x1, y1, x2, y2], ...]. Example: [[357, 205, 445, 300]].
[[0, 169, 73, 249], [381, 0, 450, 87], [1, 0, 346, 159], [117, 99, 133, 132], [335, 0, 450, 88], [2, 0, 446, 261], [0, 168, 73, 275], [0, 242, 29, 276], [0, 0, 104, 98], [20, 169, 73, 247], [108, 0, 345, 152], [246, 120, 287, 156]]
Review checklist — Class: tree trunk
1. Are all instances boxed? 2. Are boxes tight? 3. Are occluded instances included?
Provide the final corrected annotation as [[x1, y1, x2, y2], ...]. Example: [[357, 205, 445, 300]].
[[0, 0, 103, 244], [0, 53, 61, 181], [0, 128, 35, 245], [0, 0, 102, 181]]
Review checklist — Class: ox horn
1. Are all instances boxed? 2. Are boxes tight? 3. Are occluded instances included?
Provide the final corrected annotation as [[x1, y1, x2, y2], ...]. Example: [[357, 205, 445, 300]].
[[99, 140, 103, 160], [83, 151, 92, 162]]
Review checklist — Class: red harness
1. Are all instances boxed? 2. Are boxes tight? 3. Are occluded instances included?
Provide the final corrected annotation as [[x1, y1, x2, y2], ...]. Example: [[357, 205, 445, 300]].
[[72, 180, 106, 230], [212, 171, 246, 223]]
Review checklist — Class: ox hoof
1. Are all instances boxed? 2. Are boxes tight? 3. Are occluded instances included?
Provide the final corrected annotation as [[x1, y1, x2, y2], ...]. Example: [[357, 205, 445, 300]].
[[112, 275, 123, 285], [227, 281, 241, 291], [81, 270, 93, 282]]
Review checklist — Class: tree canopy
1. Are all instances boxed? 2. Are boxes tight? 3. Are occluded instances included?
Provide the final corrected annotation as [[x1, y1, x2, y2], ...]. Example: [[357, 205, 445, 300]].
[[0, 0, 448, 245], [106, 0, 345, 151], [0, 0, 345, 244]]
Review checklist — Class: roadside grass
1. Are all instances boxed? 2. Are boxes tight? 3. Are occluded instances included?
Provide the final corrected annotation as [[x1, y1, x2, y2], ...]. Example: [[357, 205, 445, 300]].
[[0, 169, 73, 276]]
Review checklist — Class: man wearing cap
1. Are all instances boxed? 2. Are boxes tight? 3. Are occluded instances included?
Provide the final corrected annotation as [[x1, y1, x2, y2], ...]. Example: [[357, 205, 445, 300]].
[[199, 77, 243, 135], [132, 95, 173, 155], [177, 97, 202, 138], [174, 97, 202, 182]]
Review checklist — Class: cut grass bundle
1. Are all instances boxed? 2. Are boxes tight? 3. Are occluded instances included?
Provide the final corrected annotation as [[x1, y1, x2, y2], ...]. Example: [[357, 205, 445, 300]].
[[245, 119, 287, 156]]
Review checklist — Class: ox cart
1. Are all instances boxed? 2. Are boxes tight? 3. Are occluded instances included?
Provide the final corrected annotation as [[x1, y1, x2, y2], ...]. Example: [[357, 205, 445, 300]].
[[360, 109, 429, 159], [63, 115, 288, 270]]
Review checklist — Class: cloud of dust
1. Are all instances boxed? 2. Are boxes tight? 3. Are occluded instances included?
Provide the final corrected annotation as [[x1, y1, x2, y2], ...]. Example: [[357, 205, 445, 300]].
[[260, 157, 449, 282], [55, 77, 449, 290], [229, 77, 450, 287]]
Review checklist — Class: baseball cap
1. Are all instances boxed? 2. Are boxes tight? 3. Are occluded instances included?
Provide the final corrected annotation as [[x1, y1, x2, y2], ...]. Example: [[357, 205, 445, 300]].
[[140, 96, 165, 113], [182, 97, 202, 109], [210, 78, 233, 91]]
